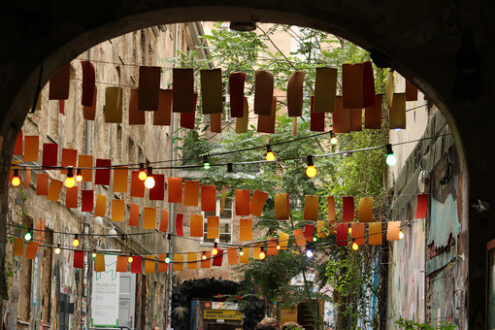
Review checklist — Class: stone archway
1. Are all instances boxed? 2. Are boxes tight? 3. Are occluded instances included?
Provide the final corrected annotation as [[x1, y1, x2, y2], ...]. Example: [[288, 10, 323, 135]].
[[1, 1, 493, 327]]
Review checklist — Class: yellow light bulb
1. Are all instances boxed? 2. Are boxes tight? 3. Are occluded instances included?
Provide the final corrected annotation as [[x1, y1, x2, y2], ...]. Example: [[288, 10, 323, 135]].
[[330, 136, 338, 145], [348, 227, 352, 234], [399, 230, 405, 240], [138, 170, 147, 181], [128, 256, 134, 263], [202, 253, 207, 260], [144, 176, 156, 189], [306, 165, 317, 178], [212, 248, 218, 256], [352, 242, 359, 251], [259, 251, 266, 260], [72, 238, 79, 247], [65, 176, 76, 188], [54, 246, 61, 255], [11, 176, 21, 187], [240, 250, 244, 256], [76, 171, 83, 182], [276, 245, 281, 250], [266, 151, 276, 162]]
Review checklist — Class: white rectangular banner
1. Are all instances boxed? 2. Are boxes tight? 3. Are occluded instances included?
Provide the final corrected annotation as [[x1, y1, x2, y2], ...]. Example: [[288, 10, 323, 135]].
[[91, 255, 120, 327]]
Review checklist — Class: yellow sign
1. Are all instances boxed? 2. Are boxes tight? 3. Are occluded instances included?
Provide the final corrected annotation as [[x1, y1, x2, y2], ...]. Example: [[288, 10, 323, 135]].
[[204, 309, 242, 320]]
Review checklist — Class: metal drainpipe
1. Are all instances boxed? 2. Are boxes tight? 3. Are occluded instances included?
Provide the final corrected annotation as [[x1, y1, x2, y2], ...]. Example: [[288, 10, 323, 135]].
[[166, 22, 179, 329]]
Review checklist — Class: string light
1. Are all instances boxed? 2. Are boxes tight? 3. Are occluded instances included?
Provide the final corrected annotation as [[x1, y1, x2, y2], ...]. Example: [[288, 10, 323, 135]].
[[399, 230, 405, 240], [202, 251, 207, 260], [305, 248, 314, 258], [276, 241, 281, 250], [203, 155, 211, 169], [348, 227, 352, 234], [24, 230, 32, 242], [212, 242, 219, 256], [352, 241, 359, 251], [330, 132, 338, 145], [92, 252, 97, 259], [75, 168, 83, 182], [54, 244, 61, 255], [128, 256, 134, 263], [164, 254, 171, 264], [144, 167, 156, 189], [138, 163, 147, 181], [265, 145, 276, 161], [259, 247, 266, 260], [72, 234, 80, 247], [305, 155, 317, 178], [11, 169, 21, 187], [386, 144, 397, 166], [64, 167, 76, 188], [239, 249, 244, 256], [313, 236, 317, 242]]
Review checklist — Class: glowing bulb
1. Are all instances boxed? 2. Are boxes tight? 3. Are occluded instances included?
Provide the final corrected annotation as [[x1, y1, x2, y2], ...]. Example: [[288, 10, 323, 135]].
[[352, 242, 359, 251], [92, 252, 96, 259], [54, 245, 61, 255], [305, 249, 314, 258], [128, 256, 134, 263], [24, 231, 32, 241], [65, 167, 76, 188], [202, 252, 207, 260], [11, 169, 21, 187], [276, 245, 281, 251], [330, 136, 338, 145], [240, 250, 244, 256], [306, 156, 317, 178], [399, 230, 405, 240], [259, 247, 266, 260], [265, 145, 275, 161], [212, 242, 219, 256], [164, 255, 171, 264], [138, 163, 147, 181], [75, 169, 83, 182], [348, 227, 352, 234], [385, 144, 397, 166], [144, 176, 155, 189], [72, 235, 80, 247], [313, 236, 317, 242], [203, 156, 210, 169]]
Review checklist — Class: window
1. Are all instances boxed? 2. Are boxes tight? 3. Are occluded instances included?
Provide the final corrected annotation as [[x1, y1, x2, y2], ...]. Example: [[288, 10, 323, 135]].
[[203, 199, 233, 244]]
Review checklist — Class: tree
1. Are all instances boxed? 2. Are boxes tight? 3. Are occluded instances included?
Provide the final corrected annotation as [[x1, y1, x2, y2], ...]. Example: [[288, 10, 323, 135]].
[[171, 22, 389, 329]]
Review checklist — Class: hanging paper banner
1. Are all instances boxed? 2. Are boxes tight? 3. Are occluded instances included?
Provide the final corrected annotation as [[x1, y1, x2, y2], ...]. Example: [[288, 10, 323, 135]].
[[303, 195, 319, 221], [154, 89, 172, 126], [159, 209, 169, 233], [386, 221, 401, 241], [81, 61, 96, 107], [240, 218, 253, 241], [94, 254, 106, 272], [168, 177, 183, 203], [310, 96, 325, 132], [24, 168, 31, 189], [332, 96, 350, 133], [317, 220, 327, 238], [149, 174, 165, 201], [235, 190, 250, 216], [129, 204, 139, 227], [229, 72, 246, 117], [184, 180, 200, 206], [201, 69, 223, 114], [36, 173, 49, 196], [279, 232, 289, 250], [201, 251, 211, 268], [190, 214, 203, 237], [94, 194, 107, 217], [81, 190, 94, 212], [342, 196, 354, 222], [350, 109, 362, 132], [143, 207, 157, 230], [95, 159, 111, 185], [49, 64, 70, 100], [415, 194, 428, 219], [389, 93, 406, 129], [180, 93, 197, 129], [24, 135, 39, 162], [158, 255, 168, 272], [235, 97, 249, 134], [267, 238, 278, 256], [73, 250, 84, 268], [116, 256, 128, 273], [145, 256, 156, 273], [129, 89, 145, 125], [327, 196, 336, 222], [351, 223, 365, 245], [275, 193, 290, 220], [83, 86, 97, 120], [187, 253, 198, 270], [201, 185, 216, 212], [250, 190, 268, 217], [47, 179, 63, 202], [257, 96, 277, 134], [405, 80, 418, 101], [364, 94, 382, 129], [131, 256, 142, 274], [42, 143, 58, 168], [227, 247, 238, 265], [13, 238, 24, 256], [138, 66, 161, 110], [314, 67, 337, 113], [112, 167, 128, 193], [25, 241, 39, 260], [362, 61, 376, 107], [336, 223, 348, 246], [342, 63, 364, 109], [385, 70, 395, 109], [287, 71, 305, 116], [240, 248, 249, 263], [173, 68, 194, 113], [254, 70, 274, 115], [61, 148, 77, 174], [130, 171, 145, 198], [207, 216, 219, 239], [104, 87, 123, 123], [304, 224, 315, 242], [369, 222, 383, 245], [293, 228, 306, 247], [358, 197, 373, 222], [14, 130, 23, 155], [210, 113, 222, 133], [111, 199, 125, 222], [213, 250, 224, 266], [176, 213, 184, 236], [78, 155, 93, 182], [174, 254, 184, 271]]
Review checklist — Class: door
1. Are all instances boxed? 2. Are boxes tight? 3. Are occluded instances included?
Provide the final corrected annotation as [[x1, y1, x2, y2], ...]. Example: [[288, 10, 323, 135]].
[[119, 272, 136, 327]]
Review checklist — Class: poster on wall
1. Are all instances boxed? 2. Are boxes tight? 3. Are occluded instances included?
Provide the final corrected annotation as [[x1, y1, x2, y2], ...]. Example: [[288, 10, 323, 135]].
[[91, 255, 120, 327]]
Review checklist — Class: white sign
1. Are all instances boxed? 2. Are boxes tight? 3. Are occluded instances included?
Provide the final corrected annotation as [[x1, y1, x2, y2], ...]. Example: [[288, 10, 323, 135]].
[[91, 255, 120, 327]]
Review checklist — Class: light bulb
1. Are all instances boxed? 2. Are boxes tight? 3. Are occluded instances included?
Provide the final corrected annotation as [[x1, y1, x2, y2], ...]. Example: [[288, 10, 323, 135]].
[[259, 247, 266, 260], [212, 242, 219, 256], [24, 231, 32, 241], [73, 235, 80, 247], [203, 155, 210, 169], [276, 245, 281, 251], [11, 169, 21, 187], [240, 250, 244, 256], [313, 236, 317, 242], [138, 163, 147, 181], [330, 136, 338, 145], [399, 230, 405, 240], [265, 145, 276, 161], [75, 169, 83, 182], [386, 144, 397, 166], [202, 252, 207, 260], [348, 227, 352, 234], [352, 242, 359, 251], [164, 255, 171, 264], [144, 176, 155, 189], [92, 252, 96, 259], [305, 249, 314, 258], [306, 155, 317, 178], [54, 245, 61, 255], [65, 167, 76, 188], [128, 256, 134, 263]]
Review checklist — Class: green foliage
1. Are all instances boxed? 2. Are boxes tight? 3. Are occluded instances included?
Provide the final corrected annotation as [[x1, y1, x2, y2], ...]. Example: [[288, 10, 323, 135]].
[[395, 318, 456, 330]]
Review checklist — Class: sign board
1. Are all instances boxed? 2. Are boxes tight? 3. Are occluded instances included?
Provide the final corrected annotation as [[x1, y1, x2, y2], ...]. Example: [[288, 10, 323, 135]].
[[204, 309, 242, 321], [280, 306, 298, 324], [91, 255, 120, 327]]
